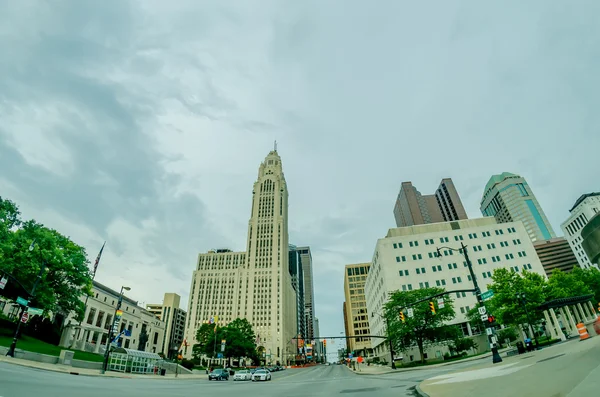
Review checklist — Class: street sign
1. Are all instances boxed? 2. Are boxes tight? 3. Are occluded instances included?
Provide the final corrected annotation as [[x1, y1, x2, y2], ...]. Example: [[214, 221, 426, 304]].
[[437, 298, 445, 309], [480, 314, 489, 322], [478, 306, 487, 315], [481, 290, 494, 300], [21, 311, 29, 323], [27, 307, 44, 316], [407, 308, 414, 318], [0, 276, 7, 289], [486, 328, 493, 336], [16, 296, 29, 306]]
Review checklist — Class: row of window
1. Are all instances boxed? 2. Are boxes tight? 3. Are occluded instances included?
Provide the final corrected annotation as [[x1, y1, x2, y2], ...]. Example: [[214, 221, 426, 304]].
[[393, 228, 520, 250]]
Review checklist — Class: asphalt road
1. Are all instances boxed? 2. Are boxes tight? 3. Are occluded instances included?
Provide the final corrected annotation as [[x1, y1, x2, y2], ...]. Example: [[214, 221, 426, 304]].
[[0, 361, 484, 397]]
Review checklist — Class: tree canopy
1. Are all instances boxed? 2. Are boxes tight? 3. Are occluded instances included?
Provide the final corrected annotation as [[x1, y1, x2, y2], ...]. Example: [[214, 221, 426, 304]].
[[193, 318, 258, 363], [0, 196, 93, 320], [385, 287, 456, 364]]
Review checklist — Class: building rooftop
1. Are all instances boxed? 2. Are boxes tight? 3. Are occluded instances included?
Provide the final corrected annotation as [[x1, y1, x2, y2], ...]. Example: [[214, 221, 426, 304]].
[[482, 172, 519, 198], [385, 217, 497, 238], [569, 192, 600, 213]]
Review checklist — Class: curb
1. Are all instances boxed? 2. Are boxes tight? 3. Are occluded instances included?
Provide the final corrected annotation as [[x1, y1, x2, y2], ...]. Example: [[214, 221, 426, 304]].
[[415, 384, 430, 397]]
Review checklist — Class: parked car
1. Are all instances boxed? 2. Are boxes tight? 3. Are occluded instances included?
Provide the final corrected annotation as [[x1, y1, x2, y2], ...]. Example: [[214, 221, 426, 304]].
[[208, 368, 229, 381], [233, 369, 252, 381], [251, 369, 272, 382]]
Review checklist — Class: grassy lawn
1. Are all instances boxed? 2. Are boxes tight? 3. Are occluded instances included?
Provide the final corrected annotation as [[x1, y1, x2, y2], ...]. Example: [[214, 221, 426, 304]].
[[0, 334, 104, 362]]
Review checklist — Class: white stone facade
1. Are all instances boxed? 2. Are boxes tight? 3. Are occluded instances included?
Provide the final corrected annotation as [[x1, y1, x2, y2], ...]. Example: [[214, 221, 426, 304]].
[[60, 281, 165, 355], [561, 193, 600, 270], [364, 217, 546, 358]]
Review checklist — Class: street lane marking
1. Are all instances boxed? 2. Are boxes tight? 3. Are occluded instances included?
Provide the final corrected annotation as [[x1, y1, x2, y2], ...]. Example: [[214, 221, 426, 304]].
[[426, 363, 534, 385]]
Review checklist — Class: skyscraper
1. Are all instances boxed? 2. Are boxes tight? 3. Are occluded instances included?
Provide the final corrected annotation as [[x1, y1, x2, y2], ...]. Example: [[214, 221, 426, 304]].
[[480, 172, 556, 243], [146, 293, 187, 358], [296, 246, 316, 341], [184, 149, 297, 365], [393, 178, 467, 227], [289, 245, 306, 344]]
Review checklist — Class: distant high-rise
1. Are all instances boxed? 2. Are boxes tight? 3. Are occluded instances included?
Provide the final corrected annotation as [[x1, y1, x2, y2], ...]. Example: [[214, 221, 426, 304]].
[[146, 293, 187, 358], [533, 238, 579, 277], [343, 263, 372, 357], [561, 192, 600, 269], [480, 172, 556, 243], [289, 245, 307, 343], [296, 246, 316, 341], [393, 178, 467, 227]]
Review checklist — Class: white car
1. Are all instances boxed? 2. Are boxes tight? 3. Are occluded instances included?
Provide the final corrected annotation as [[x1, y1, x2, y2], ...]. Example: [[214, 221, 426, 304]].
[[251, 369, 272, 382], [233, 370, 252, 381]]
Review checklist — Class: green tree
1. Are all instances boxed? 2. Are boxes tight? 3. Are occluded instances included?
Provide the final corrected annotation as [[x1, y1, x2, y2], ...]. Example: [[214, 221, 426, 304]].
[[571, 267, 600, 303], [194, 323, 219, 358], [484, 268, 547, 329], [385, 287, 456, 364], [546, 269, 592, 300], [0, 199, 92, 320], [193, 319, 258, 361]]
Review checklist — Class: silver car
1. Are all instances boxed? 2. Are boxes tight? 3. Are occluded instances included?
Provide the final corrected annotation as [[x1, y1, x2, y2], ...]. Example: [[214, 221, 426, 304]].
[[251, 369, 271, 382], [233, 370, 252, 381]]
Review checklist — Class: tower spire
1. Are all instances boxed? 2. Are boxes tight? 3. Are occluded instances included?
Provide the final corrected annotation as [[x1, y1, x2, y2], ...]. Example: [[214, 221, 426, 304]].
[[274, 140, 277, 152]]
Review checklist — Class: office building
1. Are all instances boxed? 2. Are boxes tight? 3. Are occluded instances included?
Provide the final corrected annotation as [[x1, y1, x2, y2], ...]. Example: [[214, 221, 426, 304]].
[[343, 263, 372, 357], [184, 149, 298, 365], [561, 192, 600, 270], [297, 246, 316, 341], [59, 281, 165, 354], [146, 293, 187, 358], [364, 217, 545, 363], [289, 245, 307, 346], [393, 179, 467, 228], [480, 172, 556, 243], [582, 212, 600, 266], [533, 238, 579, 277]]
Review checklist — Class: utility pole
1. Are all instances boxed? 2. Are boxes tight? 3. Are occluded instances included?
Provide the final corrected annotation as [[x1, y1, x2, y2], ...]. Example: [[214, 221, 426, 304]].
[[101, 286, 130, 374]]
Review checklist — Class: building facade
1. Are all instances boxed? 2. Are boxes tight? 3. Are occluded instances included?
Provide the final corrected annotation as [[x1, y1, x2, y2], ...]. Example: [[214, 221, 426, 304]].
[[59, 281, 165, 355], [289, 245, 307, 345], [146, 293, 187, 358], [343, 263, 372, 357], [364, 218, 546, 362], [393, 179, 467, 228], [184, 149, 297, 365], [561, 192, 600, 270], [533, 238, 579, 277], [297, 246, 316, 341], [582, 212, 600, 266], [480, 172, 556, 243]]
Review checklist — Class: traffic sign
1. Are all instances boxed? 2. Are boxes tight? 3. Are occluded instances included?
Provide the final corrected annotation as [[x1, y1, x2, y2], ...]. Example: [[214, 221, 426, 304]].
[[0, 276, 7, 289], [16, 296, 29, 306], [437, 298, 445, 309], [407, 308, 414, 318], [357, 356, 364, 363], [480, 314, 489, 322], [478, 306, 487, 315], [486, 328, 493, 336], [21, 311, 29, 323], [481, 290, 494, 300]]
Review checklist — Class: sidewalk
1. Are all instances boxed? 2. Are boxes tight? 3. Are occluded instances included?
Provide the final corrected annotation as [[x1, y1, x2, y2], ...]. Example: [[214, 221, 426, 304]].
[[416, 337, 600, 397], [350, 349, 507, 376], [0, 355, 206, 379]]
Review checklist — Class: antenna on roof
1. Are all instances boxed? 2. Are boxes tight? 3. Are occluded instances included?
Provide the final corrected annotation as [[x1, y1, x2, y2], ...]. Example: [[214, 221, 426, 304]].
[[274, 140, 277, 151]]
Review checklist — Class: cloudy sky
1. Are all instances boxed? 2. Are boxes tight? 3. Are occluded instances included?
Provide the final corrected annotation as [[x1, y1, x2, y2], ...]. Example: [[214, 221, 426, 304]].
[[1, 1, 598, 344]]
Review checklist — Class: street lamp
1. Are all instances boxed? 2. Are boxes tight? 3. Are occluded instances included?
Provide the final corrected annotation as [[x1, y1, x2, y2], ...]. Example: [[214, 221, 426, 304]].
[[516, 292, 539, 349], [436, 243, 502, 364], [372, 312, 396, 369], [100, 285, 131, 374], [6, 239, 47, 357]]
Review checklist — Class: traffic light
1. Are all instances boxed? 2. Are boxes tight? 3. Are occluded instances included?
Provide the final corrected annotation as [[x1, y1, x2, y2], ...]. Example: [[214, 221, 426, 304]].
[[324, 339, 327, 347], [487, 315, 495, 323], [597, 302, 600, 312], [429, 301, 436, 315], [399, 311, 406, 322]]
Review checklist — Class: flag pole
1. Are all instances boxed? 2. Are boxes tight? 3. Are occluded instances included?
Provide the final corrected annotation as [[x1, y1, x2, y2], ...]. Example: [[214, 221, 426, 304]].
[[79, 242, 106, 326]]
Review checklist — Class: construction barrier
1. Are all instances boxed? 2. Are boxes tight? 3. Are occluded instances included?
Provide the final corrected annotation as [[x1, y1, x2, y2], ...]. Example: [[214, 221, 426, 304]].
[[577, 322, 590, 341]]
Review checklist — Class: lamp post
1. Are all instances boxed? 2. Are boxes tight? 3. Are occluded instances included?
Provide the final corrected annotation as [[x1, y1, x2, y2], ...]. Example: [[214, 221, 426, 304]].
[[517, 292, 539, 349], [6, 240, 46, 357], [100, 285, 130, 374], [372, 312, 396, 369], [436, 242, 502, 364]]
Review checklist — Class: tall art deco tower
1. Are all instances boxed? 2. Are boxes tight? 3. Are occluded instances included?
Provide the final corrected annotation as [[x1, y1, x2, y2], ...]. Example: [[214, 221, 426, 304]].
[[240, 147, 297, 365]]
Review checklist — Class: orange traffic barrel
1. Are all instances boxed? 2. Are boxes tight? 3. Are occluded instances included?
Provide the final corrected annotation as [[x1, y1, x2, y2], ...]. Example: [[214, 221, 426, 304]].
[[577, 322, 590, 341]]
